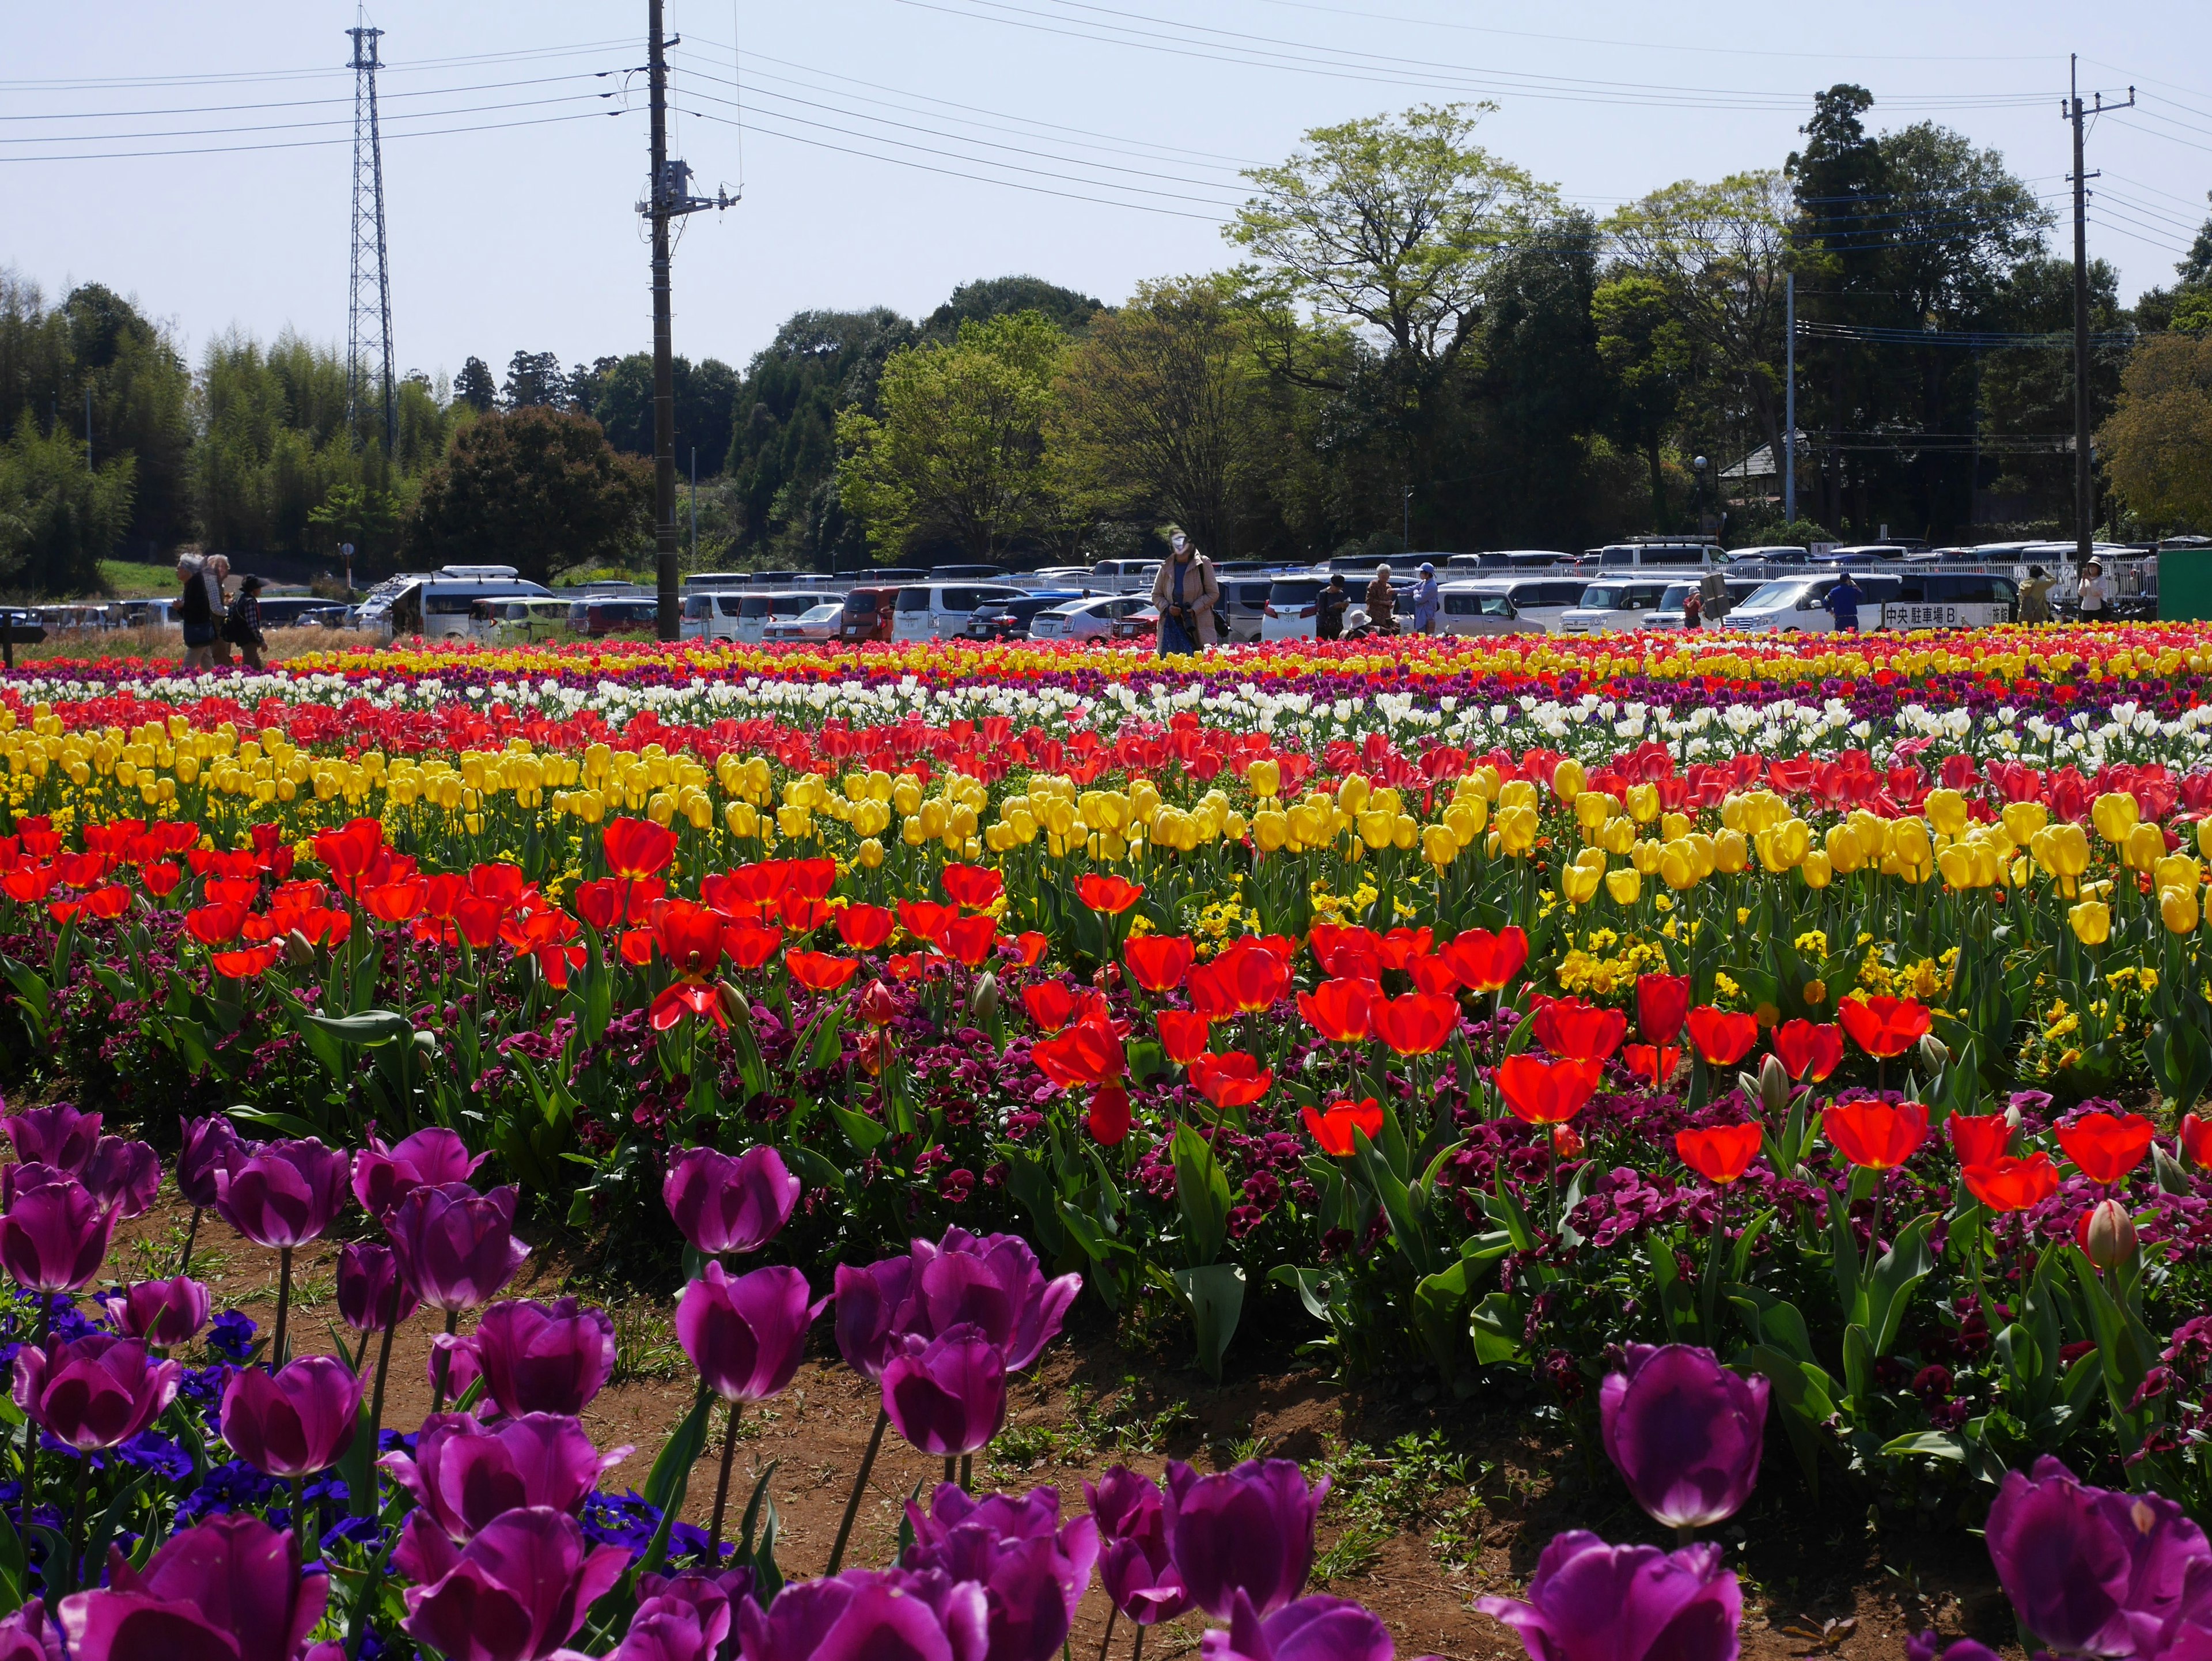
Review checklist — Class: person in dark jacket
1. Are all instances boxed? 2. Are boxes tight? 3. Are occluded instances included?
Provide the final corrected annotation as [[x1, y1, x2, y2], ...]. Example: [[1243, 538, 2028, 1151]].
[[1316, 574, 1348, 641], [226, 574, 268, 669], [177, 557, 216, 672]]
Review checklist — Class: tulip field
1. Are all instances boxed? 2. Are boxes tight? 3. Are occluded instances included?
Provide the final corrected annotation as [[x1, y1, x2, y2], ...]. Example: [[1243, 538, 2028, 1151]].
[[8, 625, 2212, 1657]]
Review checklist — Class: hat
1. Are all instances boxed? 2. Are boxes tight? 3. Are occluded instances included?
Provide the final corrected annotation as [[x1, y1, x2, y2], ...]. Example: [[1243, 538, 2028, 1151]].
[[1420, 561, 1434, 573], [240, 574, 264, 593]]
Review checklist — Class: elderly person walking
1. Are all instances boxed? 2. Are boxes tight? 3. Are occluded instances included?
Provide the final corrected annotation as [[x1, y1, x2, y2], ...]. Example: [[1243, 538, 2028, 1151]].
[[177, 555, 217, 672], [1365, 564, 1397, 634], [203, 554, 234, 666], [1150, 529, 1219, 655]]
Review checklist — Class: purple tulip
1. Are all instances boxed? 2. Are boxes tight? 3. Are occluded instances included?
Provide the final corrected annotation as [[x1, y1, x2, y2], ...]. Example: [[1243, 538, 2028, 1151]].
[[400, 1505, 627, 1661], [2, 1102, 100, 1175], [1086, 1466, 1191, 1625], [609, 1598, 723, 1661], [833, 1254, 916, 1383], [336, 1241, 419, 1333], [676, 1262, 824, 1404], [383, 1410, 627, 1545], [1476, 1532, 1741, 1661], [882, 1328, 1007, 1458], [13, 1334, 180, 1451], [1164, 1459, 1328, 1620], [1985, 1455, 2210, 1656], [664, 1145, 801, 1257], [212, 1137, 350, 1249], [910, 1228, 1082, 1371], [99, 1275, 213, 1346], [0, 1599, 63, 1661], [1200, 1592, 1402, 1661], [474, 1297, 618, 1417], [1905, 1639, 2003, 1661], [386, 1182, 531, 1312], [634, 1569, 752, 1661], [734, 1568, 989, 1661], [219, 1356, 365, 1480], [353, 1127, 487, 1220], [429, 1332, 483, 1402], [0, 1170, 117, 1293], [58, 1514, 329, 1661], [902, 1485, 1099, 1661], [176, 1115, 250, 1210], [81, 1137, 161, 1220], [1599, 1345, 1768, 1531]]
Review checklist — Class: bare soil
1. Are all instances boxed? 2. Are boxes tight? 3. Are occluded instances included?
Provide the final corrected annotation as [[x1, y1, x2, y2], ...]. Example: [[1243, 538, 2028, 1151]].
[[100, 1195, 2018, 1661]]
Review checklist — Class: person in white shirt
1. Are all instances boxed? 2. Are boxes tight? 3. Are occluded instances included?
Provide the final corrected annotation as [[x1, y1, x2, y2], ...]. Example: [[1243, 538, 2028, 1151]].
[[2077, 560, 2109, 620]]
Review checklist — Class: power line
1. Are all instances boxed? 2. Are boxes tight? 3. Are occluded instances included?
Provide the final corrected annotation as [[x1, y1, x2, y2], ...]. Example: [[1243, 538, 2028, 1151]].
[[0, 69, 626, 124], [0, 106, 630, 165], [0, 39, 637, 92], [0, 89, 625, 147]]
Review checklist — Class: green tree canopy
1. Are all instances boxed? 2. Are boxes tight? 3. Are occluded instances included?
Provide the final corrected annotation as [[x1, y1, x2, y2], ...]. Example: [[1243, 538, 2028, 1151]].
[[2100, 334, 2212, 533], [924, 276, 1103, 343], [0, 413, 135, 596], [404, 407, 650, 582]]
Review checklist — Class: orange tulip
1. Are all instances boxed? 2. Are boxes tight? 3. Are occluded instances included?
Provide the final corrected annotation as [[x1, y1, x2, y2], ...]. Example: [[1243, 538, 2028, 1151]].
[[1772, 1020, 1845, 1083], [940, 913, 998, 968], [652, 900, 727, 978], [1961, 1152, 2060, 1213], [1836, 994, 1932, 1060], [1948, 1112, 2012, 1167], [1534, 997, 1627, 1064], [1297, 978, 1375, 1045], [1824, 1100, 1929, 1170], [1189, 1051, 1273, 1111], [940, 863, 1004, 909], [1685, 1007, 1759, 1068], [2056, 1111, 2155, 1185], [1439, 925, 1529, 994], [603, 817, 678, 882], [1022, 981, 1081, 1033], [1088, 1084, 1132, 1147], [1032, 1017, 1126, 1089], [787, 949, 860, 993], [1076, 875, 1145, 915], [1156, 1009, 1212, 1065], [720, 918, 784, 973], [1373, 991, 1458, 1056], [896, 900, 957, 947], [835, 903, 895, 952]]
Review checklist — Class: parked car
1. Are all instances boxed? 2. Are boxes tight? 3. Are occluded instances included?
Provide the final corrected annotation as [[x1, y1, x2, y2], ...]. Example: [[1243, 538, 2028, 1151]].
[[1723, 569, 2017, 633], [966, 591, 1090, 640], [839, 586, 902, 642], [1214, 578, 1280, 644], [1436, 576, 1589, 633], [1558, 581, 1675, 634], [891, 583, 1029, 642], [1641, 578, 1769, 629], [761, 601, 846, 643], [1028, 595, 1151, 641], [568, 597, 661, 637], [471, 597, 574, 641]]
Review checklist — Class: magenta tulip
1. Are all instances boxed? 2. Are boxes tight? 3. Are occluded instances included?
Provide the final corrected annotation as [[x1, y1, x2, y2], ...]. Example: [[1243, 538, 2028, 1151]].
[[676, 1262, 824, 1404], [352, 1127, 487, 1220], [909, 1228, 1082, 1371], [734, 1568, 990, 1661], [386, 1182, 531, 1312], [1599, 1344, 1768, 1531], [99, 1275, 213, 1346], [473, 1297, 618, 1417], [902, 1484, 1099, 1661], [833, 1254, 917, 1383], [882, 1329, 1007, 1458], [176, 1114, 249, 1210], [383, 1410, 627, 1544], [633, 1570, 751, 1661], [1477, 1533, 1741, 1661], [13, 1334, 180, 1451], [219, 1356, 364, 1479], [81, 1137, 160, 1220], [1985, 1455, 2210, 1656], [664, 1145, 801, 1256], [58, 1514, 328, 1661], [212, 1137, 350, 1249], [0, 1170, 116, 1293], [0, 1598, 62, 1661], [429, 1333, 483, 1402], [336, 1241, 419, 1333], [1087, 1466, 1191, 1624], [1, 1103, 100, 1174], [1200, 1592, 1401, 1661], [1164, 1459, 1328, 1620], [400, 1505, 627, 1661], [608, 1597, 724, 1661]]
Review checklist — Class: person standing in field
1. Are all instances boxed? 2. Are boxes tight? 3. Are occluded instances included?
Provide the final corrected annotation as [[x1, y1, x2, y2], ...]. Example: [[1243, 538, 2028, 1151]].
[[1365, 565, 1397, 634], [2018, 565, 2054, 624], [1411, 562, 1441, 634], [177, 556, 216, 672], [228, 574, 268, 670], [1150, 530, 1218, 654], [203, 554, 233, 666]]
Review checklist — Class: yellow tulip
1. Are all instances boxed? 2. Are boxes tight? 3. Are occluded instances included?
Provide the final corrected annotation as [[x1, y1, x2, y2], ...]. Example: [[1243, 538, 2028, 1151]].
[[1338, 773, 1370, 815], [2092, 790, 2140, 845], [2123, 822, 2166, 874], [1890, 818, 1933, 875], [2157, 854, 2202, 894], [1660, 811, 1691, 842], [2069, 899, 2112, 945], [1825, 822, 1867, 875], [1624, 782, 1660, 824], [857, 837, 885, 869], [1600, 816, 1638, 856], [1357, 809, 1395, 850], [1421, 824, 1457, 868], [1442, 799, 1486, 846], [1552, 758, 1586, 801], [1605, 868, 1641, 905], [1755, 818, 1811, 873], [1923, 788, 1969, 838], [2001, 801, 2049, 844], [1253, 809, 1290, 853], [1801, 849, 1834, 889], [1246, 758, 1281, 799], [2198, 816, 2212, 861], [2162, 884, 2201, 935], [1937, 846, 1979, 890], [1495, 804, 1539, 856], [1560, 861, 1602, 905], [1658, 841, 1701, 891], [1573, 790, 1612, 833], [1499, 779, 1539, 813], [1631, 839, 1663, 875]]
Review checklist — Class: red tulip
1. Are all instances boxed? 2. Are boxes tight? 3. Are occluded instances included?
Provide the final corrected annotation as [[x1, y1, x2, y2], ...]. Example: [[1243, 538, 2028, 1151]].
[[1077, 875, 1145, 915], [1214, 942, 1290, 1013], [1824, 1100, 1929, 1170], [2181, 1113, 2212, 1170], [1684, 1007, 1759, 1068], [786, 950, 859, 994], [1621, 1043, 1682, 1089], [1677, 1124, 1763, 1185], [1186, 960, 1239, 1021], [1088, 1084, 1132, 1147], [648, 982, 727, 1032], [1022, 981, 1081, 1033], [1836, 994, 1931, 1060], [1014, 931, 1049, 966], [603, 817, 678, 881], [1440, 926, 1528, 994], [1949, 1113, 2013, 1167], [1032, 1017, 1126, 1089], [1634, 974, 1691, 1046], [1772, 1020, 1846, 1083], [1296, 978, 1374, 1045], [1409, 956, 1462, 997], [1372, 992, 1457, 1056], [835, 903, 895, 952], [897, 900, 957, 946], [2056, 1111, 2155, 1185], [360, 880, 427, 925], [1125, 935, 1195, 994], [1534, 997, 1626, 1063], [1302, 1098, 1383, 1157], [1156, 1010, 1212, 1065], [1188, 1052, 1272, 1111], [650, 900, 725, 978], [1496, 1055, 1602, 1126], [721, 918, 784, 971], [184, 903, 247, 945], [940, 864, 1004, 909], [940, 913, 998, 967], [1962, 1153, 2060, 1213]]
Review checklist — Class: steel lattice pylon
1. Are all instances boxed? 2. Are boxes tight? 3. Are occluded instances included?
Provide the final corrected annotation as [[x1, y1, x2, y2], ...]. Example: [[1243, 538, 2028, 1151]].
[[346, 20, 396, 455]]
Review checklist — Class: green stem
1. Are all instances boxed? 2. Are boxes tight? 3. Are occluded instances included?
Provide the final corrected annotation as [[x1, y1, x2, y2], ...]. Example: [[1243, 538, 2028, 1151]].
[[826, 1407, 889, 1576], [356, 1313, 400, 1520], [706, 1400, 743, 1566], [959, 1452, 973, 1493], [1097, 1605, 1120, 1661], [177, 1206, 202, 1276], [943, 1455, 957, 1488], [271, 1247, 293, 1369], [430, 1308, 459, 1413], [65, 1465, 93, 1594]]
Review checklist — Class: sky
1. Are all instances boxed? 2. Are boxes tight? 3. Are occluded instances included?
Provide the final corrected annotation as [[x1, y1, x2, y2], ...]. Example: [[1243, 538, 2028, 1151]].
[[3, 0, 2209, 387]]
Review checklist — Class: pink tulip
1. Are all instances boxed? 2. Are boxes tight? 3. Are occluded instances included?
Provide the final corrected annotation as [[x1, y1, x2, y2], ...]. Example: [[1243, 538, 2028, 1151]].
[[352, 1127, 487, 1220], [219, 1356, 365, 1480], [474, 1297, 617, 1417], [662, 1145, 800, 1256], [0, 1598, 62, 1661], [213, 1138, 350, 1249], [881, 1328, 1006, 1458], [908, 1227, 1083, 1371], [429, 1333, 482, 1402], [0, 1170, 116, 1293], [733, 1568, 990, 1661], [58, 1514, 329, 1661], [676, 1262, 824, 1404], [1598, 1345, 1768, 1531], [1478, 1533, 1741, 1661], [386, 1182, 530, 1312], [13, 1334, 179, 1451], [400, 1505, 627, 1661], [99, 1276, 213, 1347]]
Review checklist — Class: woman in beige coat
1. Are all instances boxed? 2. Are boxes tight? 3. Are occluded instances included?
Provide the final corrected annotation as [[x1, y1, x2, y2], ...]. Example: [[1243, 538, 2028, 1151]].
[[1150, 532, 1219, 653]]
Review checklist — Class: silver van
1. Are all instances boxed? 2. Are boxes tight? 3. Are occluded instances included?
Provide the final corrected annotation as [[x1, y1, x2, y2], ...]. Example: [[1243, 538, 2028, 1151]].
[[892, 582, 1029, 642], [1441, 576, 1589, 633], [1593, 541, 1723, 572]]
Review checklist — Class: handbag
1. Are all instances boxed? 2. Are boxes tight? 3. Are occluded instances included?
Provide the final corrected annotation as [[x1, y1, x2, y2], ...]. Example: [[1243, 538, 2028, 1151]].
[[183, 620, 216, 648]]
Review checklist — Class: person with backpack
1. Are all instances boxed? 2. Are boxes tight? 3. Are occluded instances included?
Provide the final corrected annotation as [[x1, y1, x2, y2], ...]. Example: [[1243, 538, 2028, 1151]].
[[226, 574, 269, 669]]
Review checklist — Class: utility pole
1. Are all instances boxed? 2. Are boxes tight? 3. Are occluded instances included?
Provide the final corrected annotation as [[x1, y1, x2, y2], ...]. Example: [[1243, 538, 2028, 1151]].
[[346, 16, 397, 456], [1783, 271, 1796, 525], [2065, 55, 2133, 567], [642, 2, 734, 639]]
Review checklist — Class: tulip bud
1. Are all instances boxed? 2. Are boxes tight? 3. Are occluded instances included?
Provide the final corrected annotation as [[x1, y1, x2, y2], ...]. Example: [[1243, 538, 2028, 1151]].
[[283, 928, 316, 967], [1758, 1053, 1791, 1118], [1918, 1034, 1950, 1074], [717, 978, 752, 1030], [969, 971, 1001, 1025], [1550, 1123, 1584, 1160], [2082, 1198, 2137, 1270]]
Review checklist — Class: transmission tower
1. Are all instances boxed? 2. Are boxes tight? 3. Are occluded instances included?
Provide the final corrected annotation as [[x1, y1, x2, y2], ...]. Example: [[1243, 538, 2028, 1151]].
[[346, 18, 396, 455]]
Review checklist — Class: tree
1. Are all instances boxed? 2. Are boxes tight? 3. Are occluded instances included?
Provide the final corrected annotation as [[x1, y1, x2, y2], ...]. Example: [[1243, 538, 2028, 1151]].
[[404, 407, 650, 582], [1594, 275, 1693, 530], [453, 356, 498, 413], [2099, 334, 2212, 533], [501, 351, 567, 408], [923, 277, 1103, 343], [837, 312, 1066, 563], [306, 481, 402, 564], [584, 354, 739, 480], [0, 413, 135, 595], [1051, 275, 1267, 559]]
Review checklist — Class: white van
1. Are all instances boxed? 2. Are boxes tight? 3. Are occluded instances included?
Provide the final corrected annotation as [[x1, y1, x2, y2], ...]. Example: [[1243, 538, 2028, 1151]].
[[1559, 580, 1673, 634], [891, 582, 1029, 642], [1724, 570, 2017, 634], [1445, 551, 1576, 577], [1087, 559, 1162, 595], [680, 592, 748, 641], [384, 573, 555, 640], [1435, 585, 1541, 637], [730, 591, 831, 644], [1593, 541, 1722, 573], [1442, 576, 1589, 634]]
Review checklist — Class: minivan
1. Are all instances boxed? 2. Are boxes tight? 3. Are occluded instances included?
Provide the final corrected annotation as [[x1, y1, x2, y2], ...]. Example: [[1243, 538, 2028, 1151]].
[[1724, 570, 2016, 633], [840, 586, 903, 643], [1441, 577, 1590, 633], [567, 597, 662, 637], [1215, 577, 1281, 644], [680, 592, 748, 641], [385, 574, 557, 639], [1559, 581, 1674, 634], [892, 582, 1029, 642], [730, 591, 828, 644], [1593, 541, 1723, 572], [472, 597, 574, 641]]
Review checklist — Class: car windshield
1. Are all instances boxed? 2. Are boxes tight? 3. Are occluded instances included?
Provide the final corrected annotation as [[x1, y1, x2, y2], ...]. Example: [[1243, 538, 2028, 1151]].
[[1578, 587, 1625, 608], [1739, 582, 1809, 610], [798, 604, 842, 623], [1658, 585, 1693, 608]]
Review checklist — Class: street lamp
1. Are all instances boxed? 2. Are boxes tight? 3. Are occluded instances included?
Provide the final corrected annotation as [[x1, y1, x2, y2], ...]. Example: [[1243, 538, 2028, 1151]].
[[1691, 456, 1708, 534]]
